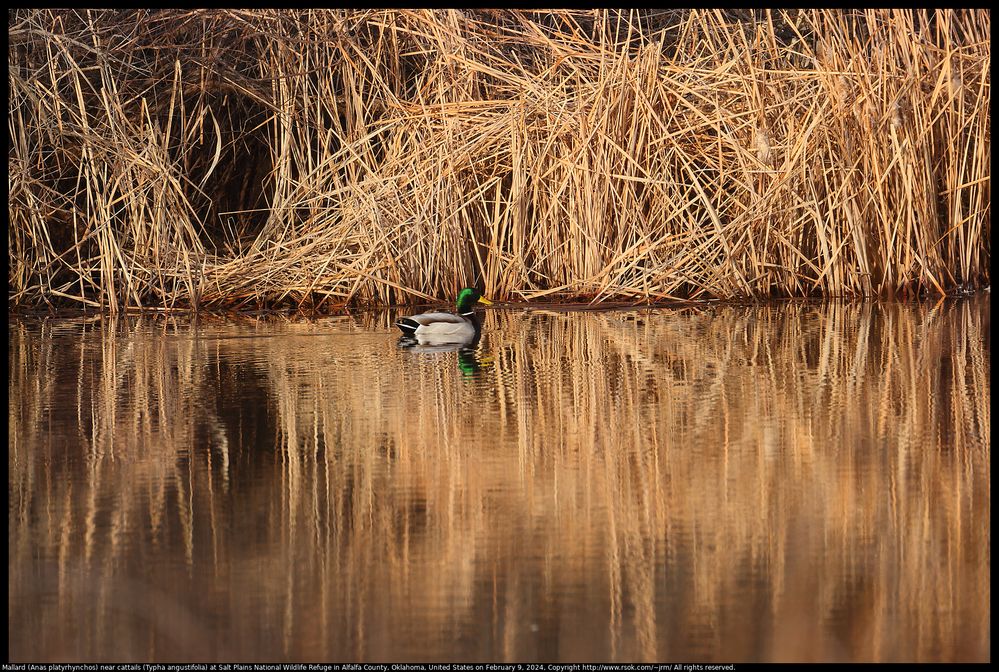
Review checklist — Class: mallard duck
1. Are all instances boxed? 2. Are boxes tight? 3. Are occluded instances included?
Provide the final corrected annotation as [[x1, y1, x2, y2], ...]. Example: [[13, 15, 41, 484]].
[[395, 287, 492, 345]]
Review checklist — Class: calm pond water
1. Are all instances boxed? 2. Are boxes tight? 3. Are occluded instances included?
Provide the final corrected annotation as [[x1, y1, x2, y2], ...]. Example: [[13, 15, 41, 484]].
[[8, 298, 990, 663]]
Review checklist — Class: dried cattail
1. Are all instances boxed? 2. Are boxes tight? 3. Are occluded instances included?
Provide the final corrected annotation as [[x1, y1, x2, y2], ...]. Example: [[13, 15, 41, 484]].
[[754, 125, 772, 164]]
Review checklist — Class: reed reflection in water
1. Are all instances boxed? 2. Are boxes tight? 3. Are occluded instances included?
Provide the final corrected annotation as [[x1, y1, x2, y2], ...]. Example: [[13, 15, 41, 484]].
[[8, 298, 990, 662]]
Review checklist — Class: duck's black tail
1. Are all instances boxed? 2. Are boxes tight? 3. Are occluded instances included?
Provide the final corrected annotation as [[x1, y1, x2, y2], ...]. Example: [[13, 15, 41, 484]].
[[395, 317, 420, 335]]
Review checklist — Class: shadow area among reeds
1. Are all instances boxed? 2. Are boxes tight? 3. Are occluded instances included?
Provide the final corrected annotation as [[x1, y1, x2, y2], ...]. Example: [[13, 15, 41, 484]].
[[8, 9, 991, 310], [7, 296, 990, 662]]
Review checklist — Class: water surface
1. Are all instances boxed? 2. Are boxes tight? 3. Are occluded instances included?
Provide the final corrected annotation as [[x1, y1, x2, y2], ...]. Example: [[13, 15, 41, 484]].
[[8, 298, 990, 662]]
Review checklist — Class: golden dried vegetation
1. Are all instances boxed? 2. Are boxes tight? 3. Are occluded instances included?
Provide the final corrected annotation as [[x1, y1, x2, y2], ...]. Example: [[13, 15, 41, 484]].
[[8, 9, 991, 311]]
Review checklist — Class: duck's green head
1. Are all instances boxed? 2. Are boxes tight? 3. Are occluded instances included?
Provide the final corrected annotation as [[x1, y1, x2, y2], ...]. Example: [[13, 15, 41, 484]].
[[456, 287, 492, 313]]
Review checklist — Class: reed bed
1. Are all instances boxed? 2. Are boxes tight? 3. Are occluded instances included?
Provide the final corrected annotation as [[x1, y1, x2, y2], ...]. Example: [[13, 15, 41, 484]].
[[8, 9, 991, 310], [8, 299, 991, 661]]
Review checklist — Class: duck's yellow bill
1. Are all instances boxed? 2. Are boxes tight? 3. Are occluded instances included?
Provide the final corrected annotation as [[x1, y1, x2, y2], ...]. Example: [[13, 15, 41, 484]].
[[477, 296, 493, 305]]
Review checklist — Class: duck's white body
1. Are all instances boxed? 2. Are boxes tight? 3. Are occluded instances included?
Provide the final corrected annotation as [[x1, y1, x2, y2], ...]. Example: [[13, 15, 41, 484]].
[[395, 311, 479, 345]]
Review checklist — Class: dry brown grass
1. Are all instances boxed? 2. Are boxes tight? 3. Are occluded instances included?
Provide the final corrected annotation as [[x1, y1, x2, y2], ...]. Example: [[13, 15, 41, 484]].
[[8, 9, 991, 311]]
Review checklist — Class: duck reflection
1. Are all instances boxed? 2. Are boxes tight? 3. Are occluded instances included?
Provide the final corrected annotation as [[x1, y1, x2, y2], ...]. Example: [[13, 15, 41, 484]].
[[397, 336, 491, 377]]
